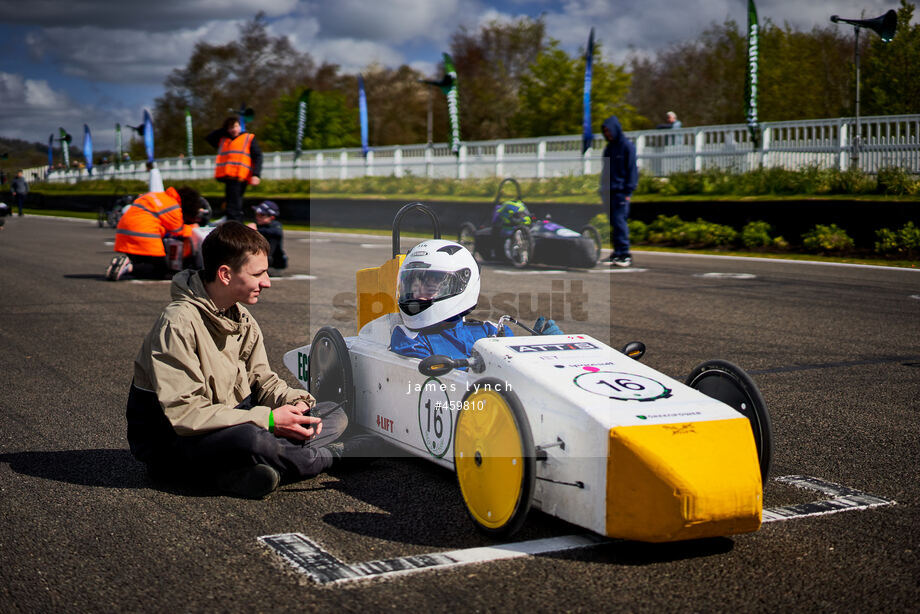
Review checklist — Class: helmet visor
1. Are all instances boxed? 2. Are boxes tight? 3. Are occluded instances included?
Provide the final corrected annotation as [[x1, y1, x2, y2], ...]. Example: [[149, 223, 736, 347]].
[[398, 268, 471, 315]]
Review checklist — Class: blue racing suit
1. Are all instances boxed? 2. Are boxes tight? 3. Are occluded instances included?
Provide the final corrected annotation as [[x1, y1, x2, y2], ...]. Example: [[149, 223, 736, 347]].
[[390, 318, 513, 361]]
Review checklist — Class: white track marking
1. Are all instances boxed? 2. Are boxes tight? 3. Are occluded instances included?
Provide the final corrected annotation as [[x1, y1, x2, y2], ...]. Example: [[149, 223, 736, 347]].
[[694, 272, 757, 279], [259, 475, 894, 584], [761, 475, 895, 523]]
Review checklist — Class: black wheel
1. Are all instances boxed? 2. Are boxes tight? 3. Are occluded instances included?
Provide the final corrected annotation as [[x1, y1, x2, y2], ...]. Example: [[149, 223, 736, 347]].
[[506, 225, 531, 268], [455, 378, 535, 538], [458, 222, 478, 256], [685, 359, 773, 484], [307, 327, 355, 422], [107, 208, 122, 228], [580, 225, 602, 266]]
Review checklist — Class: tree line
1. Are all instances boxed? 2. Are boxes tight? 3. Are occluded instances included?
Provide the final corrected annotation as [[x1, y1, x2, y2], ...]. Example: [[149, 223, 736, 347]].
[[8, 2, 919, 169]]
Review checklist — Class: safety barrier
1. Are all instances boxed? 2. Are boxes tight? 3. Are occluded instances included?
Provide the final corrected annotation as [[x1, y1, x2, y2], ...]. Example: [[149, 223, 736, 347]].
[[30, 113, 920, 184]]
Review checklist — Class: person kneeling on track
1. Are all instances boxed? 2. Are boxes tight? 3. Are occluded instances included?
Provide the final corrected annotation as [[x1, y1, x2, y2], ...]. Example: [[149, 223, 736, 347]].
[[105, 186, 207, 281], [126, 222, 379, 499], [389, 239, 562, 361]]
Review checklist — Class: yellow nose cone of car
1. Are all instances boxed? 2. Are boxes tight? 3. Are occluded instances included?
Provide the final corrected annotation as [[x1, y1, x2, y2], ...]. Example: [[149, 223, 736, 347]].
[[606, 418, 762, 542]]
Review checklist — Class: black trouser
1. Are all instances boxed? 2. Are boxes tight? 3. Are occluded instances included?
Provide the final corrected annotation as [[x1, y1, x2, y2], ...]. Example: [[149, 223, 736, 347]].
[[125, 254, 170, 279], [222, 179, 248, 222], [127, 383, 346, 481], [171, 404, 346, 480]]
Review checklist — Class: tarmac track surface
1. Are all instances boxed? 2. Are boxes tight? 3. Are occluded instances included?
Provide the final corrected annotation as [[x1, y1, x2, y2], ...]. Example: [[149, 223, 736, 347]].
[[0, 215, 918, 612]]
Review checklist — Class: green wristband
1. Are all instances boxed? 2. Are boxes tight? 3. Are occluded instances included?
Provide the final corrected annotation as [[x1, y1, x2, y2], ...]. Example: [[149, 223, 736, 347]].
[[268, 410, 275, 433]]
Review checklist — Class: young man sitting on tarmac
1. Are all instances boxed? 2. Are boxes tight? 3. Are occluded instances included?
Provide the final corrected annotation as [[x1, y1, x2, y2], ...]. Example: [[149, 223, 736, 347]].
[[127, 222, 378, 499], [389, 239, 562, 361], [105, 186, 209, 281]]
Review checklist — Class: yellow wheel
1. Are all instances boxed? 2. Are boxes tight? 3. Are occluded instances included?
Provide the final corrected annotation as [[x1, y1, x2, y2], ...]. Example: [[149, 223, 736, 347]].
[[454, 378, 535, 537]]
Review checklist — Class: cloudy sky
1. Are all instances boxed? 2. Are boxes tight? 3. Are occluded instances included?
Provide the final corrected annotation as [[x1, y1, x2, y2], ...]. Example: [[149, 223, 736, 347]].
[[0, 0, 901, 148]]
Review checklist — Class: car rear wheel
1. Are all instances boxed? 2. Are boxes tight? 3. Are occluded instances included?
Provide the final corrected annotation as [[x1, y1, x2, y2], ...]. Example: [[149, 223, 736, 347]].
[[454, 378, 535, 537], [308, 326, 355, 422], [685, 359, 773, 484], [580, 224, 602, 266]]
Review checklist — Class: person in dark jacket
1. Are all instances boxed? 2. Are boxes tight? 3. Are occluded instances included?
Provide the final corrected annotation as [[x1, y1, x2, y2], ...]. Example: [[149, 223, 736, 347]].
[[10, 170, 28, 216], [206, 117, 262, 222], [247, 200, 287, 270], [600, 116, 638, 267]]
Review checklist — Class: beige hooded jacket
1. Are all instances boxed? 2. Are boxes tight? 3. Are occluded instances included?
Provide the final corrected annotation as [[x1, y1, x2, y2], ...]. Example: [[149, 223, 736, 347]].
[[132, 269, 314, 436]]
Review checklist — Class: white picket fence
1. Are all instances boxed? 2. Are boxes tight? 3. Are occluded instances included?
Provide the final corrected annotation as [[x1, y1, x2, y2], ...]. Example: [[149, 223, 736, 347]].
[[29, 113, 920, 185]]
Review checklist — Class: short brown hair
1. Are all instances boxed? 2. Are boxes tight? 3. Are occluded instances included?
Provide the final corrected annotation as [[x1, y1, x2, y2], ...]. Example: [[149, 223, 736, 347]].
[[222, 116, 241, 131], [201, 221, 269, 282]]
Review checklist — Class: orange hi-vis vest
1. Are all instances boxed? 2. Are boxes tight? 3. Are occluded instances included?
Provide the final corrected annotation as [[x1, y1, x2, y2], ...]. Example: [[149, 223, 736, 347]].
[[114, 187, 186, 257], [214, 132, 255, 181]]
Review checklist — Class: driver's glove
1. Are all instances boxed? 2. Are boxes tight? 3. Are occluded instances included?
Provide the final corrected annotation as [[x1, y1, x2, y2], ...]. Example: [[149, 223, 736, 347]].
[[534, 316, 563, 335]]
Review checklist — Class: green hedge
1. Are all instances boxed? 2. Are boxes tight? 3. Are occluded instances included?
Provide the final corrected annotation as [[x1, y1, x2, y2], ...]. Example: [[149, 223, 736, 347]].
[[35, 165, 919, 200], [588, 214, 917, 260]]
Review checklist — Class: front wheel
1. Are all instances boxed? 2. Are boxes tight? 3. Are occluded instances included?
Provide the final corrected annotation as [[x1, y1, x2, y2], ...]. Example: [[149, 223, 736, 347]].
[[307, 327, 355, 423], [454, 378, 535, 537], [505, 225, 531, 268], [685, 359, 773, 484], [458, 222, 478, 256]]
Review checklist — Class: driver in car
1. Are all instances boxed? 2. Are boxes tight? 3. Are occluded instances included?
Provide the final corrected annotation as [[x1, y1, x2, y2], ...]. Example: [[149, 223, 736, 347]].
[[389, 239, 562, 360]]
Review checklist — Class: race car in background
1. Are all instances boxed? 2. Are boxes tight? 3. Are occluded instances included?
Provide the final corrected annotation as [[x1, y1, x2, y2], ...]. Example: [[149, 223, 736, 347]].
[[458, 178, 602, 269]]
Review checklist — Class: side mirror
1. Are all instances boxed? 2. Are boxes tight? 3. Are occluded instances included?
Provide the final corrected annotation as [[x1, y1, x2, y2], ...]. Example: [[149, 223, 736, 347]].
[[418, 353, 483, 375], [419, 354, 460, 376], [621, 341, 646, 361]]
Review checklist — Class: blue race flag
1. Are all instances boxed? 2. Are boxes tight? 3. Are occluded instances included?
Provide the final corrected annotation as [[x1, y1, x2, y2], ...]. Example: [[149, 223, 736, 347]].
[[581, 28, 595, 155], [115, 123, 123, 168], [47, 134, 54, 170], [83, 124, 93, 175], [358, 75, 369, 157], [143, 109, 155, 163]]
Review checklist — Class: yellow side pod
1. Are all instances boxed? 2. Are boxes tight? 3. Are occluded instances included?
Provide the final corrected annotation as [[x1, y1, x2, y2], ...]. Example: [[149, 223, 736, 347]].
[[355, 255, 405, 330], [606, 418, 762, 542]]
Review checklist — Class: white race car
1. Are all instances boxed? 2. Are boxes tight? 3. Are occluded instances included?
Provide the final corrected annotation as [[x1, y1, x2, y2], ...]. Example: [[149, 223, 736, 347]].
[[284, 204, 772, 542]]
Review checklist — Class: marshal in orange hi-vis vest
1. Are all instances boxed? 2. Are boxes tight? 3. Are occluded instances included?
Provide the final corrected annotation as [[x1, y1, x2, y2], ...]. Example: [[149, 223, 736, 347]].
[[114, 188, 186, 257], [214, 133, 255, 182]]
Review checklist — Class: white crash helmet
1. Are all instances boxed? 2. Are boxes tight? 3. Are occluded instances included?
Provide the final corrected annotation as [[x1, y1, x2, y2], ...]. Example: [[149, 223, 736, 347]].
[[397, 239, 480, 330]]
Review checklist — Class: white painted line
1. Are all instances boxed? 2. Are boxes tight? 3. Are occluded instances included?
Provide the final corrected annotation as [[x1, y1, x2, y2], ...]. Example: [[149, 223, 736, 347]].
[[103, 241, 115, 246], [910, 295, 920, 300], [762, 475, 895, 523], [590, 268, 648, 274], [360, 243, 390, 249], [259, 533, 605, 585], [694, 272, 757, 279], [493, 269, 568, 275], [259, 474, 895, 584], [299, 238, 331, 243]]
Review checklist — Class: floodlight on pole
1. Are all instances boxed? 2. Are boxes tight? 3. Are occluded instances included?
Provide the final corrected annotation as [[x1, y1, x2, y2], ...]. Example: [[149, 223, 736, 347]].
[[830, 9, 897, 168]]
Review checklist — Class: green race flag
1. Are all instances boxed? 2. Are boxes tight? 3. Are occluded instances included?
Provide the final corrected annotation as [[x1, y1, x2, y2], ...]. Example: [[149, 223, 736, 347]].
[[745, 0, 761, 149], [422, 53, 461, 156]]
